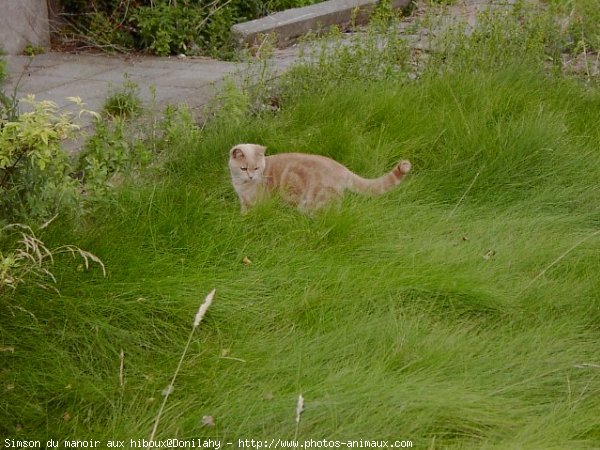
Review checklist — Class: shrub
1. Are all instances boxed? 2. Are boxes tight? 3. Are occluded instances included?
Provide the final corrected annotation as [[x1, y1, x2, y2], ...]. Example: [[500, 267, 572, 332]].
[[0, 96, 100, 222], [56, 0, 326, 57], [56, 0, 324, 57], [75, 118, 153, 200], [0, 86, 161, 223], [131, 2, 207, 56]]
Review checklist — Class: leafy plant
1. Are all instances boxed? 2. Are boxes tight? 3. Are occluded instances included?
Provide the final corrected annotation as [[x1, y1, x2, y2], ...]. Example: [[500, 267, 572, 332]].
[[23, 43, 46, 56], [56, 0, 324, 57], [0, 88, 21, 124], [0, 96, 99, 222], [78, 95, 197, 201], [76, 118, 152, 200], [87, 10, 135, 51], [131, 2, 203, 56]]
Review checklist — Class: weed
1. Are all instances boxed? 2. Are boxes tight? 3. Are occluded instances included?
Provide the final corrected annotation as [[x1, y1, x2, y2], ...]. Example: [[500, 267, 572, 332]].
[[0, 52, 20, 123], [0, 96, 99, 222], [0, 223, 105, 293], [205, 77, 251, 126], [76, 118, 151, 200], [0, 52, 5, 83], [422, 1, 558, 74], [23, 44, 45, 57], [148, 289, 215, 440], [550, 0, 600, 52], [226, 13, 413, 119], [56, 0, 323, 57], [102, 76, 143, 119]]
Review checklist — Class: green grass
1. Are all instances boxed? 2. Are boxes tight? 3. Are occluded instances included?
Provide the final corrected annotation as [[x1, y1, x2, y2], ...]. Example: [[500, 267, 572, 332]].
[[3, 68, 599, 447], [547, 0, 600, 52], [2, 39, 600, 450]]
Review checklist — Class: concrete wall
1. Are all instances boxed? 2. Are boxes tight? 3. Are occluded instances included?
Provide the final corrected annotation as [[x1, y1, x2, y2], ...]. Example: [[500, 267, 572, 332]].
[[0, 0, 50, 55]]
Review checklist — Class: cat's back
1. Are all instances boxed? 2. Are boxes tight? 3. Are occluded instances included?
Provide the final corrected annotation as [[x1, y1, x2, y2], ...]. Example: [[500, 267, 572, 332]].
[[264, 152, 349, 189], [265, 152, 347, 172]]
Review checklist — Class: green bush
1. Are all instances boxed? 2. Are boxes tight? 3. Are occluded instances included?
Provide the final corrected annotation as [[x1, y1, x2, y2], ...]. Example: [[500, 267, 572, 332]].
[[0, 92, 155, 223], [0, 96, 97, 222], [75, 119, 153, 200], [57, 0, 324, 57], [132, 2, 207, 56]]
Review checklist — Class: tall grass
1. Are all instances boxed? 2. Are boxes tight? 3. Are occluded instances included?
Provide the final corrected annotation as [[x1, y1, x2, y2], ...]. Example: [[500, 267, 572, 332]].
[[1, 3, 600, 448]]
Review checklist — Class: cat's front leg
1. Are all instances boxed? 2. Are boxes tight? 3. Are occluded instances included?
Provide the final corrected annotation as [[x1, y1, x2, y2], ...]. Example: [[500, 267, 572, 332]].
[[238, 189, 258, 214]]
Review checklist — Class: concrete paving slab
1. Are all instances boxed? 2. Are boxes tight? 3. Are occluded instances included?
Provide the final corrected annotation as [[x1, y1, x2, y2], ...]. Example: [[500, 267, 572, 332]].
[[5, 55, 42, 74], [3, 52, 242, 120], [34, 79, 112, 109], [85, 68, 166, 85], [138, 85, 212, 106], [129, 56, 236, 71], [28, 61, 118, 79], [147, 70, 230, 88], [6, 74, 74, 96]]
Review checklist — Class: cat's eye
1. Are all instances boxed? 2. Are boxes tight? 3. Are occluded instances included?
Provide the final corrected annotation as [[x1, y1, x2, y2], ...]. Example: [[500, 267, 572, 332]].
[[241, 167, 248, 171]]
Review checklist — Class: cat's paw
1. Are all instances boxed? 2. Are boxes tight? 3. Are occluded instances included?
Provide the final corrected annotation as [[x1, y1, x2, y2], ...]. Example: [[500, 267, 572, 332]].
[[396, 160, 411, 175]]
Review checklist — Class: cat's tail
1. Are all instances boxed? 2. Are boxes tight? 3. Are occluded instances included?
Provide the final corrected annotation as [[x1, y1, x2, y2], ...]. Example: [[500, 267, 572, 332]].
[[348, 160, 411, 195]]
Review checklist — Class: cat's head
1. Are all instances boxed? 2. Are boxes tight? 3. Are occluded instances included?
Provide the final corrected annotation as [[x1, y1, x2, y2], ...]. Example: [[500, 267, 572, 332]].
[[229, 144, 267, 182]]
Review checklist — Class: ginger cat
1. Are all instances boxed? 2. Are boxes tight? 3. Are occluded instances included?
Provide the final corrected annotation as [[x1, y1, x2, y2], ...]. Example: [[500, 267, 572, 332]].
[[229, 143, 411, 213]]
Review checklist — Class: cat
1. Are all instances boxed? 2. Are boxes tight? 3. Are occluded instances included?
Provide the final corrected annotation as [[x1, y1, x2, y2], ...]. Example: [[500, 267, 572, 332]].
[[229, 143, 411, 213]]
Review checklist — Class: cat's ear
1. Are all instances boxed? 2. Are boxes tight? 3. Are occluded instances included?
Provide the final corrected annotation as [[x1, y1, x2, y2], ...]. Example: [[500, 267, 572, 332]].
[[257, 145, 267, 157], [230, 146, 244, 160]]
